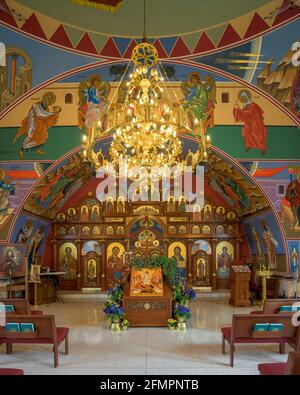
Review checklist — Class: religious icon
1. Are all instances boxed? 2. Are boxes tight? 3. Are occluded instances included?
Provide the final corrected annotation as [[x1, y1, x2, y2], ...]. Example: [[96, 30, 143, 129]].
[[13, 92, 62, 159], [192, 225, 200, 234], [227, 211, 236, 221], [0, 244, 24, 275], [233, 89, 267, 155], [57, 226, 66, 236], [216, 242, 234, 279], [178, 197, 186, 212], [15, 220, 33, 244], [290, 245, 299, 274], [91, 206, 99, 222], [260, 221, 278, 269], [67, 226, 76, 235], [87, 259, 97, 282], [203, 204, 212, 221], [202, 225, 211, 234], [178, 225, 187, 234], [82, 226, 91, 235], [92, 226, 101, 235], [130, 268, 163, 297], [106, 197, 114, 213], [107, 243, 125, 286], [181, 72, 211, 133], [168, 226, 176, 234], [195, 256, 208, 285], [216, 206, 225, 218], [285, 172, 300, 230], [117, 198, 125, 213], [27, 225, 45, 266], [81, 206, 89, 222], [167, 196, 176, 212], [29, 264, 41, 283], [106, 226, 114, 235], [67, 208, 77, 222], [56, 212, 66, 222], [168, 243, 187, 277], [78, 74, 111, 131], [59, 243, 77, 280], [216, 225, 225, 234], [116, 226, 124, 235]]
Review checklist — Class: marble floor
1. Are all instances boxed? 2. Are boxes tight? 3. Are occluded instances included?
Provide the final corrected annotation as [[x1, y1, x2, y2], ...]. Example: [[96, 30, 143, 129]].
[[0, 294, 292, 375]]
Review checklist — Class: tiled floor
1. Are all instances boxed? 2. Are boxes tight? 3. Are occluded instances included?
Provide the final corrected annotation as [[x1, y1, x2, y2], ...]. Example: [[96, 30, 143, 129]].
[[0, 295, 292, 375]]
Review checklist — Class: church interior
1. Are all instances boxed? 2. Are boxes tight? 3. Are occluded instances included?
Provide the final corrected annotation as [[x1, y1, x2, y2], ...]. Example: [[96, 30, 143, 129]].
[[0, 0, 300, 377]]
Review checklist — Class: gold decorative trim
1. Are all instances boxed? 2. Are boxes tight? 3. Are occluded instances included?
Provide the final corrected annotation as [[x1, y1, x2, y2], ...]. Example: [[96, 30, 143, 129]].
[[71, 0, 123, 13]]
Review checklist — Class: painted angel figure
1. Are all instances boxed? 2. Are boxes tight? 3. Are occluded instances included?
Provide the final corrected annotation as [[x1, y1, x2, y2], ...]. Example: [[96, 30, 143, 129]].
[[79, 75, 111, 131], [181, 72, 208, 132]]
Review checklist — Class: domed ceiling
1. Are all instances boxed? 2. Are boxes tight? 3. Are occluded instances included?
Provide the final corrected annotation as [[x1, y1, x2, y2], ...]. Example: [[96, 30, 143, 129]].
[[15, 0, 272, 37]]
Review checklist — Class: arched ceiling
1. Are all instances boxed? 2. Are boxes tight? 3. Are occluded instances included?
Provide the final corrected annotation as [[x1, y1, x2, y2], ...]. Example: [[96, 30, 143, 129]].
[[15, 0, 272, 37], [19, 137, 270, 221]]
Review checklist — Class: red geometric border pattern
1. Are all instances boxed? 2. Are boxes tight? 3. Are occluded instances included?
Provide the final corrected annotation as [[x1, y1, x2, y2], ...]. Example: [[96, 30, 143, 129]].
[[0, 0, 299, 59]]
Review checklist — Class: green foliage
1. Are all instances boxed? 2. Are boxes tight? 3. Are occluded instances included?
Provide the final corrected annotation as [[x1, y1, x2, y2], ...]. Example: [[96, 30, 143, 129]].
[[130, 255, 177, 286]]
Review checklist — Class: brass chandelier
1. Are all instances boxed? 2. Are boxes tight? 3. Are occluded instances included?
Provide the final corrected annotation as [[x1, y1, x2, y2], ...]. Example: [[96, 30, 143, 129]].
[[82, 41, 211, 176]]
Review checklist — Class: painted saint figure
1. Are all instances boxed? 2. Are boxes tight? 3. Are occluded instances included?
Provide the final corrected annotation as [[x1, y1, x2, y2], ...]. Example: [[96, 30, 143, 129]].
[[171, 246, 187, 277], [260, 221, 278, 270], [233, 90, 267, 155], [13, 92, 61, 159], [285, 172, 300, 227], [27, 225, 45, 266], [217, 246, 232, 278], [107, 246, 124, 286], [60, 246, 77, 280]]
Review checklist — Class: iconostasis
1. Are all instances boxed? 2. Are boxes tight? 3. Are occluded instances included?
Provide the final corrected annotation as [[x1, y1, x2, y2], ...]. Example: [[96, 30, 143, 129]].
[[0, 0, 299, 291]]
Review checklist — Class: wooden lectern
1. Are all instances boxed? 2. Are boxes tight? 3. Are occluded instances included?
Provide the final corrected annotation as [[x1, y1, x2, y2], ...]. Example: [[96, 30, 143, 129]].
[[230, 265, 251, 307]]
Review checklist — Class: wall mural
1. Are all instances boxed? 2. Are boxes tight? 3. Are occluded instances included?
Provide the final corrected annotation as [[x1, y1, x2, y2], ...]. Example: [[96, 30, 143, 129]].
[[242, 211, 286, 272], [240, 160, 300, 239], [22, 153, 93, 219], [11, 213, 50, 267], [288, 240, 300, 275]]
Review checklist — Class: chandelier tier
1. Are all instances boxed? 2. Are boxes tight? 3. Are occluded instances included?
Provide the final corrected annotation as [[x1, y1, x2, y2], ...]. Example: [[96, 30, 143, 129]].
[[82, 41, 211, 175]]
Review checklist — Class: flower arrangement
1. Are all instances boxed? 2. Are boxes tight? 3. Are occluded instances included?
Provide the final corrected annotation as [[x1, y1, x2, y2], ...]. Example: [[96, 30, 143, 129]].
[[104, 284, 126, 326], [167, 318, 177, 330], [120, 319, 129, 330], [173, 304, 191, 321]]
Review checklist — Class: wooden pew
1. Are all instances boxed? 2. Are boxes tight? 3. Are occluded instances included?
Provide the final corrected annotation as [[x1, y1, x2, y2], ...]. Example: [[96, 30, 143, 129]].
[[251, 299, 300, 315], [0, 298, 43, 315], [221, 314, 300, 367], [258, 352, 300, 375], [0, 315, 69, 368], [0, 368, 24, 375]]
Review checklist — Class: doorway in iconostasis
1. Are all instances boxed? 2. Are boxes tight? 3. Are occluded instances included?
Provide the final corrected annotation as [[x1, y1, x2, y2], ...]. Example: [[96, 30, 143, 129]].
[[81, 241, 102, 289]]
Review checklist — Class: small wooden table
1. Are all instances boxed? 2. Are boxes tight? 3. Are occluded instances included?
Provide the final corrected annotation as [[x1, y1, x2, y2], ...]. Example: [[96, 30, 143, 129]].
[[123, 283, 172, 327]]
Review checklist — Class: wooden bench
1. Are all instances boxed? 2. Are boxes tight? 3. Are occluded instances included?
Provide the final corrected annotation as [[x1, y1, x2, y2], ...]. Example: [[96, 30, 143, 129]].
[[0, 315, 69, 368], [221, 314, 300, 367], [258, 352, 300, 375], [0, 368, 24, 375], [0, 298, 43, 315], [251, 299, 300, 315]]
